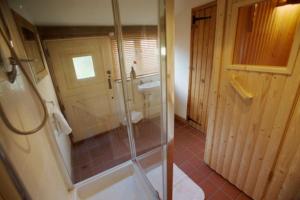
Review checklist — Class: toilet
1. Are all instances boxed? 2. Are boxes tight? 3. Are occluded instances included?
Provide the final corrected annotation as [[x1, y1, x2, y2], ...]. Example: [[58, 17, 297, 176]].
[[122, 110, 143, 126], [121, 111, 143, 137]]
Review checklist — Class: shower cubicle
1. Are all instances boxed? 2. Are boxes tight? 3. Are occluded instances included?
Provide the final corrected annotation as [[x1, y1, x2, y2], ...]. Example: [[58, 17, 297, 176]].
[[0, 0, 173, 199]]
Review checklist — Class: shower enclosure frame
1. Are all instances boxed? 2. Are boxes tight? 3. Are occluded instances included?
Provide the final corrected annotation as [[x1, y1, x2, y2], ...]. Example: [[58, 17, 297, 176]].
[[0, 0, 174, 198], [111, 0, 174, 199], [36, 0, 175, 198]]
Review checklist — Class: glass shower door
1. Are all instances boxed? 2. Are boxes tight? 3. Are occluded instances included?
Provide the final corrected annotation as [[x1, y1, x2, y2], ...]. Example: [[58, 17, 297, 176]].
[[111, 0, 169, 199], [5, 0, 171, 198]]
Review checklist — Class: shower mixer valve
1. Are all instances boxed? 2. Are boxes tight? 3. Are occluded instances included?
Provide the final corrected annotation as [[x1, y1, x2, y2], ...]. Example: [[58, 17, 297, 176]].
[[0, 45, 17, 83]]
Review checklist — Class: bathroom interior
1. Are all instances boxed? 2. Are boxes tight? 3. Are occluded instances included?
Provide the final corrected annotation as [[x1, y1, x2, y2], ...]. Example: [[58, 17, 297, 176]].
[[0, 0, 300, 199]]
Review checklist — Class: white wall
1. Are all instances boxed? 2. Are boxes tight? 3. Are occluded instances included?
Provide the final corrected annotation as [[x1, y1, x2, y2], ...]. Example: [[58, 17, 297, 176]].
[[0, 1, 72, 199], [37, 75, 72, 178], [174, 0, 213, 119], [9, 0, 73, 182]]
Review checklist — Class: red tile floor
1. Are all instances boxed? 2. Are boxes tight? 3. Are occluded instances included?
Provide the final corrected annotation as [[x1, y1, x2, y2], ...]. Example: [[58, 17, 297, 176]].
[[72, 117, 161, 182], [174, 119, 253, 200], [72, 116, 252, 200]]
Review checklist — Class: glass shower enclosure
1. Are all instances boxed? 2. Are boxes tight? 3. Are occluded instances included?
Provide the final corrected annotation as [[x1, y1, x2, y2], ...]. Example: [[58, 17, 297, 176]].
[[110, 0, 170, 199], [7, 0, 172, 199]]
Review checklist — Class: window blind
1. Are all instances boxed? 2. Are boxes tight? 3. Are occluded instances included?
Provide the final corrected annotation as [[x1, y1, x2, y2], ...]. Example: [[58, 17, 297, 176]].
[[111, 26, 159, 79]]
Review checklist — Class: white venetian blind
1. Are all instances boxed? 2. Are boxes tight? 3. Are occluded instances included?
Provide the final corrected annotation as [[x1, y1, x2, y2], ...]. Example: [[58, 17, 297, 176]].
[[112, 26, 159, 79]]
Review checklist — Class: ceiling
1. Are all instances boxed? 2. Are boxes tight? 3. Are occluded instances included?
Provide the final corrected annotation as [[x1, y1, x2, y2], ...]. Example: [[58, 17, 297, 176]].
[[8, 0, 158, 26]]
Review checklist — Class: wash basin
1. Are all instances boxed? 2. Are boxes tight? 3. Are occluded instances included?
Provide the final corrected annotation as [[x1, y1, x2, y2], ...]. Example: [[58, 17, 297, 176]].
[[138, 81, 160, 93]]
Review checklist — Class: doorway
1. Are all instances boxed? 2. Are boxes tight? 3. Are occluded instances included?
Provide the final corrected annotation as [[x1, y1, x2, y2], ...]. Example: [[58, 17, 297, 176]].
[[46, 37, 118, 142], [187, 2, 216, 133], [33, 1, 168, 193], [45, 36, 132, 182]]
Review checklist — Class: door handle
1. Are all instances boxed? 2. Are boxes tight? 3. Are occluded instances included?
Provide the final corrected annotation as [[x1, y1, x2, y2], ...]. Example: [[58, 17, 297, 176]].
[[107, 77, 112, 89], [106, 70, 112, 89], [230, 75, 253, 100]]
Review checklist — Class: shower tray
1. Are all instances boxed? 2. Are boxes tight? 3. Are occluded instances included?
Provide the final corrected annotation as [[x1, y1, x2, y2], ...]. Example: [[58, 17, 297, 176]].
[[73, 161, 156, 200]]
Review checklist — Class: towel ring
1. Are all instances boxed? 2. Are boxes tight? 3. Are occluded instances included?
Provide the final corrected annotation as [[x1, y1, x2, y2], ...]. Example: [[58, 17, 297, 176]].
[[0, 11, 48, 135]]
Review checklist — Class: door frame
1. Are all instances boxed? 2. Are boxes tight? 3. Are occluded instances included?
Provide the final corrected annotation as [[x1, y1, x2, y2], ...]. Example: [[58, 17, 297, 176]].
[[186, 1, 217, 131], [42, 36, 114, 116], [45, 37, 117, 142], [203, 0, 226, 163]]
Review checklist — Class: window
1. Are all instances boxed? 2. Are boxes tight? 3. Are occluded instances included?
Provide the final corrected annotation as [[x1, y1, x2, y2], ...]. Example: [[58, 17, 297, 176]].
[[72, 56, 96, 79], [112, 26, 159, 79], [233, 0, 300, 67]]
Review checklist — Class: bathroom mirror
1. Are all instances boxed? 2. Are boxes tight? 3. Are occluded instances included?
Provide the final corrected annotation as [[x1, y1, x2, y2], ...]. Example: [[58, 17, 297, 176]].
[[13, 11, 48, 83]]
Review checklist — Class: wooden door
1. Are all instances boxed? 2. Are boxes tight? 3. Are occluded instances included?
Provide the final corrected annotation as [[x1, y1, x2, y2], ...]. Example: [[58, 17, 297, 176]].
[[46, 37, 118, 142], [205, 0, 300, 199], [187, 3, 216, 133]]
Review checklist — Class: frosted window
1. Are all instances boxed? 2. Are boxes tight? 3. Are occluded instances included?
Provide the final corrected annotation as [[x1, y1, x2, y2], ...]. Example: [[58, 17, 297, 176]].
[[72, 56, 95, 79]]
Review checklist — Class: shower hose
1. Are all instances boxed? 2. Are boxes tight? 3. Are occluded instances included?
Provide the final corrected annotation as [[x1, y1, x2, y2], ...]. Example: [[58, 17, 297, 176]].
[[0, 10, 48, 135]]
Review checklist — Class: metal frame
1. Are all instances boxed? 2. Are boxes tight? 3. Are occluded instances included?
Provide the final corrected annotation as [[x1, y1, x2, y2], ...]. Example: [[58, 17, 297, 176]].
[[0, 144, 31, 200], [111, 0, 137, 160], [158, 0, 169, 199], [111, 0, 172, 199]]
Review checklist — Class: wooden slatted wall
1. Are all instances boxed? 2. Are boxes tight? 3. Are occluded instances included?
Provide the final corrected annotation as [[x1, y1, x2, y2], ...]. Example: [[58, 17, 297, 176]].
[[233, 0, 300, 66], [204, 0, 300, 199], [187, 3, 216, 133], [264, 90, 300, 200]]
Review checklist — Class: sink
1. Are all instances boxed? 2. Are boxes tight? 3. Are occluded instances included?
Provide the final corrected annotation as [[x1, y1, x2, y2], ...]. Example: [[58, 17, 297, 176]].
[[138, 81, 160, 93]]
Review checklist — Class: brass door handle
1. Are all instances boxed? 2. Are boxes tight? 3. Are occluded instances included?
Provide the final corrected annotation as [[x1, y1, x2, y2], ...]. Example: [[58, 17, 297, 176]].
[[106, 70, 112, 89], [108, 78, 112, 89]]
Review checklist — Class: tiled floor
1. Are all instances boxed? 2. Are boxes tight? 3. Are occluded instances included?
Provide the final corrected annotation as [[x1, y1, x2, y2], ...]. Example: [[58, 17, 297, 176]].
[[174, 119, 252, 200], [72, 117, 161, 182], [72, 116, 252, 199]]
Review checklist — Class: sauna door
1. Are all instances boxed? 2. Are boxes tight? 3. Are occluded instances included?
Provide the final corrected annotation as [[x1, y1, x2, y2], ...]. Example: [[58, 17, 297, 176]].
[[187, 3, 216, 133], [46, 37, 118, 142], [205, 0, 300, 200]]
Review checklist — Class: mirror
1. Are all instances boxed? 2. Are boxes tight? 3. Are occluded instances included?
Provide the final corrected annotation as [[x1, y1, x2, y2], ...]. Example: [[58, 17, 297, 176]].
[[13, 11, 48, 82]]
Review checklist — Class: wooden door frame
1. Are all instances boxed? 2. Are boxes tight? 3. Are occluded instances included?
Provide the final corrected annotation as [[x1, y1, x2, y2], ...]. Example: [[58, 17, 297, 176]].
[[186, 1, 217, 129], [38, 27, 122, 117], [41, 36, 112, 112], [41, 36, 116, 144], [203, 0, 227, 163]]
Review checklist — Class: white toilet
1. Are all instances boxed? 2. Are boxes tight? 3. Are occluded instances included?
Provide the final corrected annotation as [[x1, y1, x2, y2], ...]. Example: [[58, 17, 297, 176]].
[[122, 110, 143, 126]]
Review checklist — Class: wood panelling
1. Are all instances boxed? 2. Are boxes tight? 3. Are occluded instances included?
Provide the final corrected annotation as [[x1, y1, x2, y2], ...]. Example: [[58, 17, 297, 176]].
[[204, 0, 300, 199], [204, 0, 226, 163], [37, 25, 157, 40], [264, 89, 300, 200], [165, 0, 175, 198], [233, 0, 300, 66], [187, 2, 216, 133]]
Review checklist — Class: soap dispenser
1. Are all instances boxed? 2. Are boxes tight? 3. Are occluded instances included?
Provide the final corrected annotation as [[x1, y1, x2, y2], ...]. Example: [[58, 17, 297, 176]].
[[130, 61, 137, 79]]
